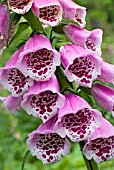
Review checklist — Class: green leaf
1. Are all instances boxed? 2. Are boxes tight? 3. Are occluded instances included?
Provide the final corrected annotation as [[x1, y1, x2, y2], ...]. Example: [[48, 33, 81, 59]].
[[21, 150, 30, 170]]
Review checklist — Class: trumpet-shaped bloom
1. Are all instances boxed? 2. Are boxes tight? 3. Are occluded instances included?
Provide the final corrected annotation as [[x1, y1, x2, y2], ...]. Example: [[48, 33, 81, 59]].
[[83, 118, 114, 163], [91, 83, 114, 116], [7, 0, 33, 14], [0, 3, 10, 39], [60, 44, 103, 88], [0, 47, 34, 97], [26, 116, 71, 164], [58, 0, 86, 28], [32, 0, 62, 27], [21, 75, 65, 122], [55, 94, 102, 142], [0, 95, 22, 114], [63, 24, 103, 51], [17, 34, 60, 81], [97, 61, 114, 84]]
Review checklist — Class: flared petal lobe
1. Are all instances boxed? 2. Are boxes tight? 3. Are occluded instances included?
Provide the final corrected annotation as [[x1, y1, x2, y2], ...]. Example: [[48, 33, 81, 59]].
[[97, 61, 114, 84], [0, 47, 34, 97], [91, 83, 114, 116], [0, 3, 10, 39], [0, 95, 22, 114], [83, 118, 114, 163], [17, 34, 60, 81], [63, 24, 103, 51], [58, 0, 86, 27], [60, 44, 103, 88], [32, 0, 62, 27], [55, 94, 102, 142], [21, 75, 65, 122], [7, 0, 33, 14], [26, 117, 71, 164]]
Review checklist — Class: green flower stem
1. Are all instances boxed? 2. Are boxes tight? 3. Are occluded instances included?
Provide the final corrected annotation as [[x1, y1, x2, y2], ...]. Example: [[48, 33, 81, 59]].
[[56, 66, 100, 170], [23, 10, 44, 33]]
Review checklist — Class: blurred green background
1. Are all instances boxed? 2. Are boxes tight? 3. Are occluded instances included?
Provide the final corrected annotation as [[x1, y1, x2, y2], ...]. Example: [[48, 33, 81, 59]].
[[1, 0, 114, 170]]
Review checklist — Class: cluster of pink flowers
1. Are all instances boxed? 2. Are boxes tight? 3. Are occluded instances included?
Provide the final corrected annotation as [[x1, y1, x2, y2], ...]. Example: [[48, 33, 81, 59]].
[[0, 0, 114, 165]]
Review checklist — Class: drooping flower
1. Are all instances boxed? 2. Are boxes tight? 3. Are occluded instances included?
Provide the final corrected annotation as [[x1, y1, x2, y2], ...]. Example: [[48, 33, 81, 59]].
[[32, 0, 63, 27], [63, 24, 103, 51], [0, 95, 22, 114], [17, 34, 60, 81], [91, 83, 114, 116], [55, 94, 102, 142], [7, 0, 33, 14], [60, 44, 103, 88], [21, 75, 65, 122], [0, 47, 34, 97], [83, 118, 114, 164], [0, 3, 10, 39], [26, 116, 71, 164], [97, 61, 114, 84], [57, 0, 86, 28]]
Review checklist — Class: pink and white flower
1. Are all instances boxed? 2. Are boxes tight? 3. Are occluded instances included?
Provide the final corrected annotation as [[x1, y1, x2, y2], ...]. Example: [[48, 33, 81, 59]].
[[83, 118, 114, 163], [26, 116, 71, 164], [21, 75, 65, 122], [63, 24, 103, 51], [60, 44, 103, 88], [32, 0, 63, 27], [55, 94, 102, 142]]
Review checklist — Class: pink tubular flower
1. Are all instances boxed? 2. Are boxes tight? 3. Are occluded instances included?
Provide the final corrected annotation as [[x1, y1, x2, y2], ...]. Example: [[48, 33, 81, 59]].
[[21, 75, 65, 122], [0, 3, 10, 39], [7, 0, 33, 14], [57, 0, 86, 28], [97, 61, 114, 84], [17, 34, 60, 81], [55, 94, 102, 142], [91, 83, 114, 116], [60, 44, 103, 88], [63, 24, 103, 51], [83, 118, 114, 164], [26, 116, 71, 164], [0, 95, 22, 114], [32, 0, 62, 27], [0, 47, 34, 97]]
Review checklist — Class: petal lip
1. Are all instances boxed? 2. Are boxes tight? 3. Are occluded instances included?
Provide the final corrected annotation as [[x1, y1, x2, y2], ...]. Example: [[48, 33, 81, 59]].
[[8, 0, 33, 14]]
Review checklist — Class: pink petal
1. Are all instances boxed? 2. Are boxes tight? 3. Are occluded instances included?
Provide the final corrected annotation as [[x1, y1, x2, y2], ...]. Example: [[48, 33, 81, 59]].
[[32, 0, 62, 27], [21, 75, 65, 122], [58, 0, 86, 27], [7, 0, 33, 14], [63, 24, 103, 51], [0, 95, 22, 114], [60, 44, 103, 88], [83, 118, 114, 163], [91, 83, 114, 116], [26, 116, 71, 164], [55, 94, 102, 142], [17, 34, 60, 81], [97, 61, 114, 84]]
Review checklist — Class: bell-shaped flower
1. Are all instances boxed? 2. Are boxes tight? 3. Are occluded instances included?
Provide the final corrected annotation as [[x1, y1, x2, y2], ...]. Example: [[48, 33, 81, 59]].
[[63, 24, 103, 51], [91, 83, 114, 116], [97, 61, 114, 84], [0, 95, 22, 114], [0, 47, 34, 97], [21, 75, 65, 122], [83, 118, 114, 163], [17, 34, 60, 81], [57, 0, 86, 28], [0, 3, 10, 39], [32, 0, 63, 27], [60, 44, 103, 88], [7, 0, 33, 14], [55, 94, 102, 142], [26, 116, 71, 164]]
